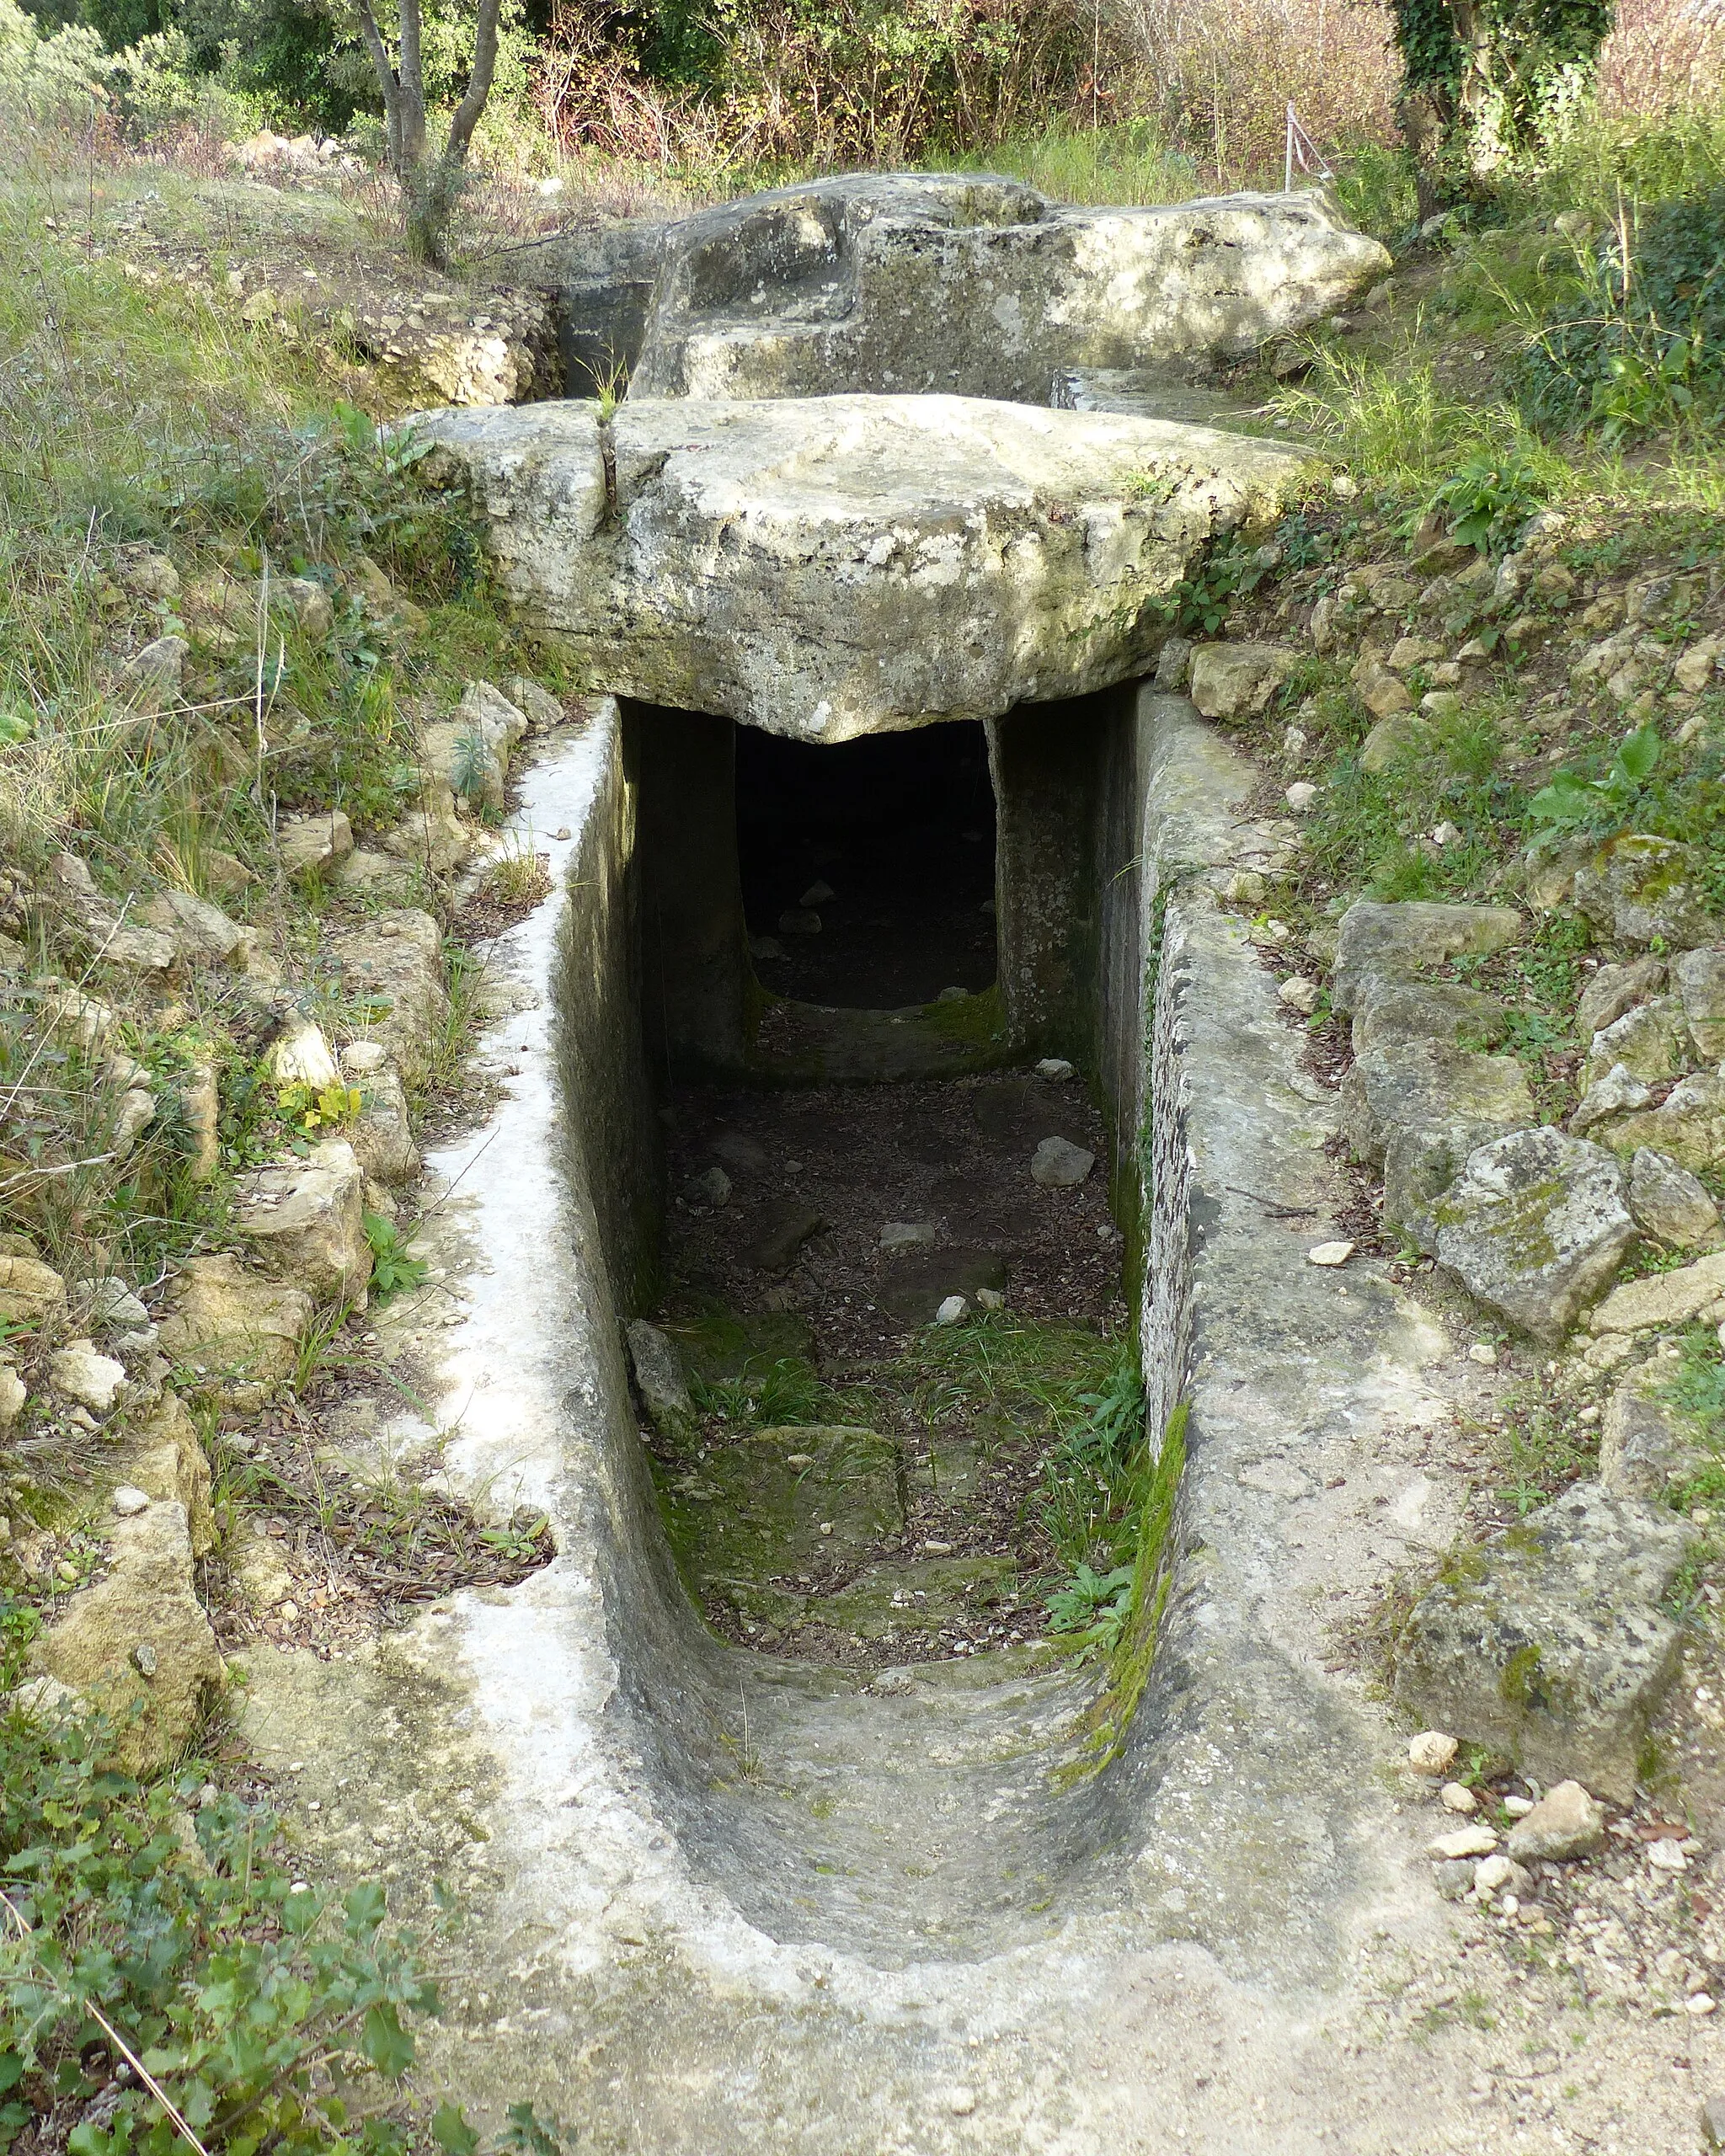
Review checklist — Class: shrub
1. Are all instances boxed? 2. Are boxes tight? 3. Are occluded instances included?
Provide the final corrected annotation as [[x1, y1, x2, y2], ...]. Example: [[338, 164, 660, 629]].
[[1515, 185, 1725, 439], [0, 1663, 449, 2154]]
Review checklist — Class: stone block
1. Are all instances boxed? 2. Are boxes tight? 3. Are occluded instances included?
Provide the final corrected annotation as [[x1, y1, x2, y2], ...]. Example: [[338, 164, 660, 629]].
[[1599, 1376, 1699, 1502], [1393, 1481, 1697, 1804], [404, 396, 1314, 743], [235, 1138, 371, 1307], [1573, 834, 1719, 951], [1332, 899, 1521, 1017], [1433, 1128, 1634, 1342], [158, 1255, 312, 1385], [1188, 641, 1295, 721]]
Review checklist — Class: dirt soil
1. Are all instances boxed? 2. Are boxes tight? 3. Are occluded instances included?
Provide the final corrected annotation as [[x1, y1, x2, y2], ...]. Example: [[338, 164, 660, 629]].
[[648, 1066, 1130, 1665]]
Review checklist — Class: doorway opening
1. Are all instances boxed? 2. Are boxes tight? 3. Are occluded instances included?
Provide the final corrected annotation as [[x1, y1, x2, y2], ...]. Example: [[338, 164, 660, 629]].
[[735, 722, 996, 1010]]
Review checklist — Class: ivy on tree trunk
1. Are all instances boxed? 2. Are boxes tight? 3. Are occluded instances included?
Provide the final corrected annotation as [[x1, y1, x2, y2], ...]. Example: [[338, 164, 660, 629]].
[[353, 0, 503, 267], [1386, 0, 1615, 217]]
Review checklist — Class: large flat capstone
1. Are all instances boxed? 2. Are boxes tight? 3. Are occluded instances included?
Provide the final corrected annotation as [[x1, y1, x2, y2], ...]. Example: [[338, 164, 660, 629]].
[[409, 394, 1314, 740], [548, 172, 1390, 405]]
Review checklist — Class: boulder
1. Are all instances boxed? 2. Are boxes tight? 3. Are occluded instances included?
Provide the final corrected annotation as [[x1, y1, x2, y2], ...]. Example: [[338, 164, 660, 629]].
[[124, 1390, 216, 1559], [0, 1254, 67, 1330], [1431, 1128, 1635, 1343], [48, 1340, 126, 1414], [381, 788, 473, 875], [181, 1062, 221, 1184], [1506, 1780, 1605, 1863], [1573, 835, 1719, 951], [276, 810, 354, 877], [158, 1254, 313, 1384], [118, 633, 189, 712], [1627, 1147, 1721, 1249], [1576, 956, 1664, 1042], [1188, 641, 1295, 721], [1349, 978, 1508, 1056], [504, 675, 564, 730], [268, 1017, 341, 1092], [1393, 1481, 1697, 1805], [1031, 1136, 1096, 1187], [625, 1320, 694, 1442], [1341, 1039, 1535, 1248], [1359, 712, 1431, 774], [323, 911, 448, 1082], [140, 888, 243, 966], [32, 1498, 223, 1773], [1332, 899, 1522, 1017], [1587, 1251, 1725, 1336], [405, 395, 1313, 742], [422, 679, 529, 812], [1582, 995, 1692, 1088], [272, 574, 334, 639], [1592, 1070, 1725, 1175], [76, 1277, 150, 1334], [1674, 947, 1725, 1061], [1569, 1061, 1652, 1136], [235, 1137, 371, 1307], [599, 174, 1388, 405], [1599, 1377, 1699, 1503], [1350, 653, 1413, 718], [339, 1047, 418, 1185]]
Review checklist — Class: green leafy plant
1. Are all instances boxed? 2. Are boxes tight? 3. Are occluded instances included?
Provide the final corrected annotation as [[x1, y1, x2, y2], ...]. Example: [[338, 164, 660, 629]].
[[1425, 450, 1546, 554], [1044, 1561, 1135, 1657], [1527, 719, 1661, 829], [0, 1662, 456, 2156], [1164, 536, 1267, 638], [275, 1080, 363, 1135], [363, 1213, 428, 1302], [448, 727, 494, 806]]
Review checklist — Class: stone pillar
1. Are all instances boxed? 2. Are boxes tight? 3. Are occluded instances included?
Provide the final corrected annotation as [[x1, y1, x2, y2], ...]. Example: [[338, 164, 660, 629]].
[[625, 702, 753, 1075], [987, 692, 1114, 1059]]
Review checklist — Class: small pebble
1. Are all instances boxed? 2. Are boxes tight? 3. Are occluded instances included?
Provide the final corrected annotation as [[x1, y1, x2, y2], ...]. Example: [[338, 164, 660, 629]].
[[111, 1485, 151, 1517], [1468, 1342, 1498, 1366], [1440, 1781, 1478, 1814], [1307, 1241, 1354, 1267], [554, 826, 571, 841], [1035, 1057, 1075, 1081], [1278, 975, 1321, 1015], [975, 1288, 1005, 1310], [1649, 1838, 1689, 1874], [1284, 782, 1319, 814], [1688, 1993, 1717, 2016], [818, 1522, 834, 1537], [1503, 1795, 1534, 1817], [1408, 1731, 1458, 1775], [934, 1294, 969, 1326], [947, 2089, 977, 2116]]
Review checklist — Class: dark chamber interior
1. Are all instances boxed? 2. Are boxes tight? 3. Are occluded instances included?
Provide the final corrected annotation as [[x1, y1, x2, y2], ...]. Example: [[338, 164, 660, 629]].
[[735, 722, 997, 1011]]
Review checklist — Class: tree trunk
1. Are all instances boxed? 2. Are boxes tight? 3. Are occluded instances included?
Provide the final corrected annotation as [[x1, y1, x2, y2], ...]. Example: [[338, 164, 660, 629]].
[[354, 0, 500, 270]]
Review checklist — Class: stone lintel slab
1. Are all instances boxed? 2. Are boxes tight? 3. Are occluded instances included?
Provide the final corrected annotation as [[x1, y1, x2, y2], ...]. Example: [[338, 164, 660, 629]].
[[408, 393, 1316, 742]]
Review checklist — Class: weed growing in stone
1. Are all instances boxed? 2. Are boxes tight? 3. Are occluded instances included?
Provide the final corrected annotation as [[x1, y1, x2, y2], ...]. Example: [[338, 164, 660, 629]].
[[364, 1214, 430, 1303]]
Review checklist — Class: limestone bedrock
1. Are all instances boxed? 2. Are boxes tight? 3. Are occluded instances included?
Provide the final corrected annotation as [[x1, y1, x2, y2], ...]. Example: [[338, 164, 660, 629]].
[[407, 393, 1315, 741], [551, 173, 1391, 405]]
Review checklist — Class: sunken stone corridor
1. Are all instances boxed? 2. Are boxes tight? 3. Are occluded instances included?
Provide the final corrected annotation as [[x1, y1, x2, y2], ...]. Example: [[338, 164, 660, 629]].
[[31, 167, 1725, 2156]]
